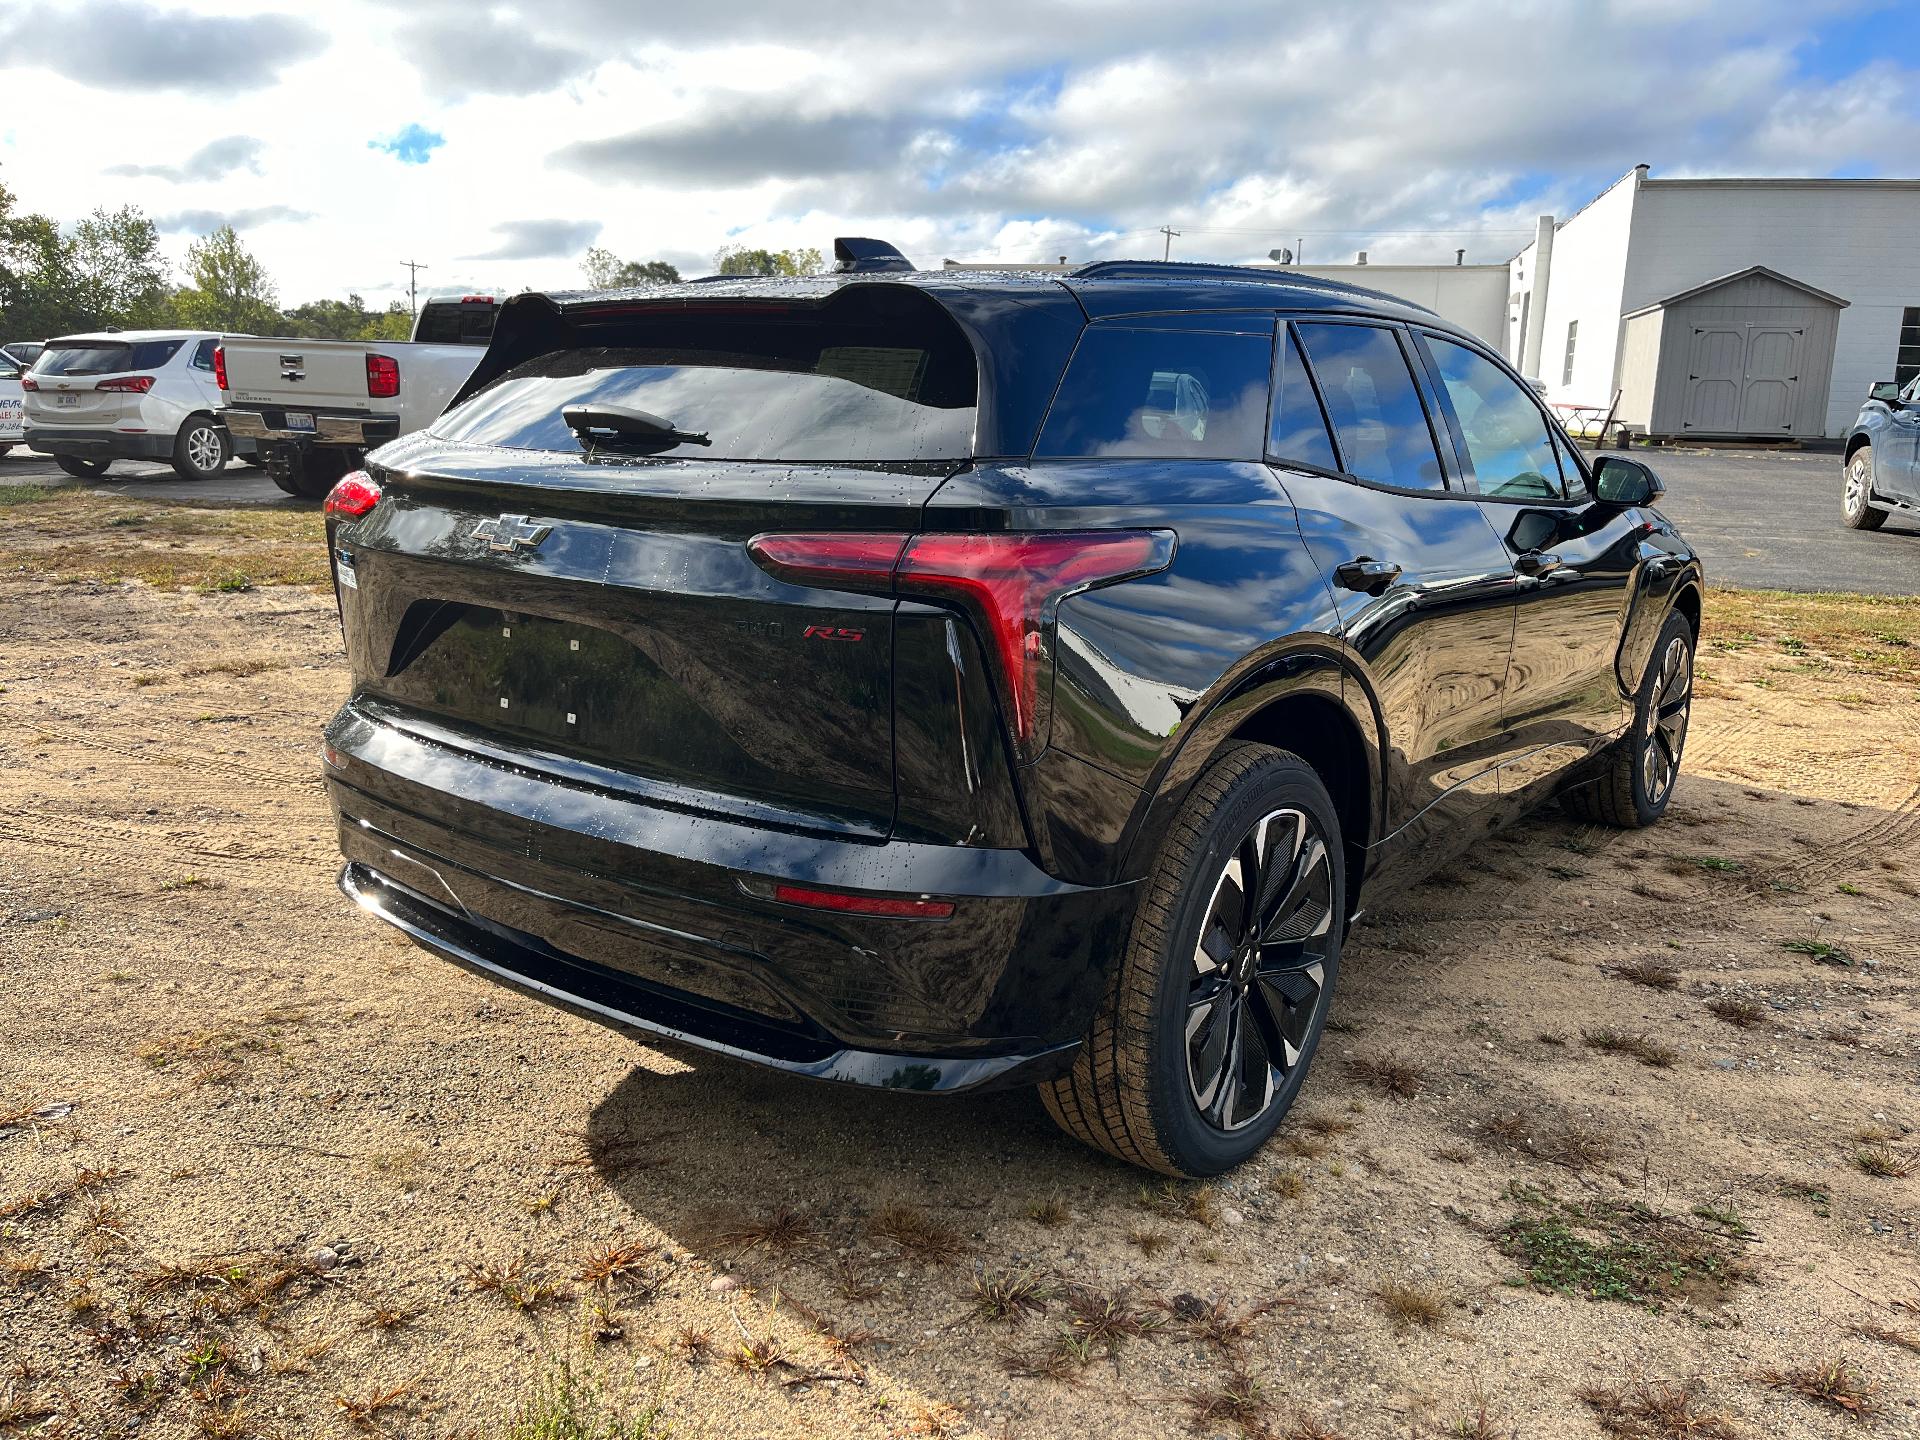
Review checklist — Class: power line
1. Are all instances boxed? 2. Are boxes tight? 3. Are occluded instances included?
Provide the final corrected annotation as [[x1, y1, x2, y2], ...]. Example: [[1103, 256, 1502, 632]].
[[1157, 224, 1181, 260], [399, 259, 430, 319]]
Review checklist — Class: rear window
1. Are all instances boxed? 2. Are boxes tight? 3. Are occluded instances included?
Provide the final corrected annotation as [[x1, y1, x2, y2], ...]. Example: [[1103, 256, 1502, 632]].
[[34, 340, 183, 375], [1294, 322, 1445, 491], [414, 302, 499, 346], [1036, 328, 1270, 459], [434, 290, 977, 463]]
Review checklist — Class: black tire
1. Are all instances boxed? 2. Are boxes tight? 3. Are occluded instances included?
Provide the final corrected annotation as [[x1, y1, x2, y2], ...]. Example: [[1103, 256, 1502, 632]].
[[1041, 743, 1343, 1177], [1562, 610, 1694, 828], [171, 415, 231, 481], [287, 448, 351, 500], [1842, 446, 1887, 531], [55, 455, 111, 479], [269, 469, 303, 497]]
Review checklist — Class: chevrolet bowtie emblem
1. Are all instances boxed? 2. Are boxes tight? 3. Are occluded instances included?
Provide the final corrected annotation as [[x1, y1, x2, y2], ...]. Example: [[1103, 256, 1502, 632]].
[[473, 514, 551, 553]]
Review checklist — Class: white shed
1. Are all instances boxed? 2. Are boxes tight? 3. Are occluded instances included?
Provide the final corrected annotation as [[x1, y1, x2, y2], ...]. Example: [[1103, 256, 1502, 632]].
[[1615, 266, 1849, 439]]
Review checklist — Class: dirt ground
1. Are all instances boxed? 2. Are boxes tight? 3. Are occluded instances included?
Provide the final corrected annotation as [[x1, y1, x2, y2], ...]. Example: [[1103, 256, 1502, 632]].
[[2, 494, 1917, 1439]]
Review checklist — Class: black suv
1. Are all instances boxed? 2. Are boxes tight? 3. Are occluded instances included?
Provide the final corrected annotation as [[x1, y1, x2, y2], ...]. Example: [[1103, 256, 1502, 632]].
[[319, 245, 1702, 1176]]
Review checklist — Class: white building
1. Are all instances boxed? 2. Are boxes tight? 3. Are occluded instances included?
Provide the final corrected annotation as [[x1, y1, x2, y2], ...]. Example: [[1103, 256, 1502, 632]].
[[1510, 166, 1920, 439]]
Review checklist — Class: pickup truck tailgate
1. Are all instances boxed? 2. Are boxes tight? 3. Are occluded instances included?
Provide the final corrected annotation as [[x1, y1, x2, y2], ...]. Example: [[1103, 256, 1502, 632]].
[[225, 338, 374, 412]]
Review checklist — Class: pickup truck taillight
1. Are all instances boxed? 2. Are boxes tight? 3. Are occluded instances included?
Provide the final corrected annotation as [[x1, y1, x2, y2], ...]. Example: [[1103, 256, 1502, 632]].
[[366, 353, 400, 399], [96, 375, 155, 393], [747, 529, 1175, 761], [213, 344, 227, 391]]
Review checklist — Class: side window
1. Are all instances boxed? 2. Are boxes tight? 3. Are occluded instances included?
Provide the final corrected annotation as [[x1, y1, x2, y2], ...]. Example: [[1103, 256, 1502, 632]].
[[1293, 322, 1446, 491], [190, 339, 216, 371], [1267, 326, 1339, 472], [1427, 335, 1566, 500], [1035, 327, 1272, 460]]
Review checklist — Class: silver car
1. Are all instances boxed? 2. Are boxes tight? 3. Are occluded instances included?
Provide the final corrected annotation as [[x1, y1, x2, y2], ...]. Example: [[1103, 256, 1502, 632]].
[[23, 330, 256, 480]]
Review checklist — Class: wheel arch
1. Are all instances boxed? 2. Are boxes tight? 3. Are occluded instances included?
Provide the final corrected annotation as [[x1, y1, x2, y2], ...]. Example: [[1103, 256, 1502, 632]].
[[1671, 579, 1702, 642], [1843, 430, 1871, 464]]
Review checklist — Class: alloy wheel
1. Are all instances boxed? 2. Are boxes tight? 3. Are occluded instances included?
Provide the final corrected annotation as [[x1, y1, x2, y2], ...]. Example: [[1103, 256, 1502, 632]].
[[186, 424, 223, 474], [1185, 807, 1334, 1132], [1843, 456, 1869, 518], [1641, 635, 1691, 806]]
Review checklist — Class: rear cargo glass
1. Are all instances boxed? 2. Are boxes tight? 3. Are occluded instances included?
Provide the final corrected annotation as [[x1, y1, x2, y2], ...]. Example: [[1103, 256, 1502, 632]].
[[433, 288, 978, 462]]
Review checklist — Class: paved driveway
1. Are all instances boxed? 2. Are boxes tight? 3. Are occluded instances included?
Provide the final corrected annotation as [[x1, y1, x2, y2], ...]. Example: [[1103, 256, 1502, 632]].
[[3, 442, 1914, 594], [1606, 445, 1917, 596]]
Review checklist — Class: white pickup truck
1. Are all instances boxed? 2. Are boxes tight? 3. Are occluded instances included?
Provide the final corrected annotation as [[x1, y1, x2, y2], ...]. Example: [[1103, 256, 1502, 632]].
[[217, 295, 497, 497]]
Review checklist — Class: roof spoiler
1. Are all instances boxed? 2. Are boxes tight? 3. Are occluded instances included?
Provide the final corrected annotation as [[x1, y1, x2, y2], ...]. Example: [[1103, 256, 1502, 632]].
[[834, 237, 916, 274]]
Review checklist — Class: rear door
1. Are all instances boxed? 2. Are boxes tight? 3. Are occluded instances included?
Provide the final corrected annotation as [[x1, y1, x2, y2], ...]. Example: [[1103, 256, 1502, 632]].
[[1273, 319, 1517, 885], [1415, 330, 1638, 800]]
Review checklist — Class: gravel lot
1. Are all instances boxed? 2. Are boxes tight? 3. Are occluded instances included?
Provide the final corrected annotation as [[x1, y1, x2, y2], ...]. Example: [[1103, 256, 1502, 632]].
[[0, 493, 1916, 1438]]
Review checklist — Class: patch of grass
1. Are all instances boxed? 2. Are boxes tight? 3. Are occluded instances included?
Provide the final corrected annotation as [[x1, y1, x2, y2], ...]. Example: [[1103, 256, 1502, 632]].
[[725, 1337, 784, 1380], [970, 1263, 1054, 1324], [1494, 1186, 1745, 1310], [1687, 855, 1742, 873], [575, 1240, 658, 1294], [1271, 1168, 1306, 1199], [1375, 1281, 1446, 1330], [505, 1357, 664, 1439], [1612, 959, 1681, 991], [466, 1257, 565, 1312], [1854, 1145, 1914, 1179], [1060, 1283, 1159, 1354], [1576, 1378, 1742, 1439], [1349, 1054, 1426, 1098], [702, 1205, 818, 1257], [1025, 1193, 1070, 1227], [335, 1379, 419, 1430], [1758, 1354, 1877, 1418], [1137, 1179, 1221, 1228], [1582, 1029, 1677, 1068], [1126, 1228, 1170, 1258], [1851, 1322, 1920, 1357], [158, 874, 212, 892], [360, 1300, 415, 1333], [1183, 1370, 1272, 1437], [1779, 1180, 1831, 1218], [669, 1327, 712, 1364], [1299, 1112, 1354, 1136], [1782, 937, 1851, 967], [1706, 997, 1766, 1030], [868, 1203, 969, 1266], [1704, 589, 1920, 685], [1160, 1294, 1285, 1354], [1837, 882, 1865, 896]]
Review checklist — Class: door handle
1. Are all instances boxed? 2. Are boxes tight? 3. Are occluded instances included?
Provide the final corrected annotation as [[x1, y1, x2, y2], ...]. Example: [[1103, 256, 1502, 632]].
[[1514, 551, 1563, 578], [1334, 557, 1402, 595]]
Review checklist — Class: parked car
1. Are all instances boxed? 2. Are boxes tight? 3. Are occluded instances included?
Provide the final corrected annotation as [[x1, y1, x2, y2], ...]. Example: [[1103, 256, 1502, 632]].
[[318, 249, 1703, 1177], [22, 331, 256, 479], [218, 295, 499, 499], [2, 341, 44, 373], [0, 358, 23, 456], [1842, 375, 1920, 530]]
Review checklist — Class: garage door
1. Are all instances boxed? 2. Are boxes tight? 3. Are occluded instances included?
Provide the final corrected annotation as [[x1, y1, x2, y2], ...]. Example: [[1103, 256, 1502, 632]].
[[1683, 323, 1803, 435]]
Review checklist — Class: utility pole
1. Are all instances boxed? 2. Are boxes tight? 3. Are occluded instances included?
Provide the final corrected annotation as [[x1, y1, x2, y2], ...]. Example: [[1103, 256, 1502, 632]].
[[1158, 226, 1180, 261], [400, 259, 429, 319]]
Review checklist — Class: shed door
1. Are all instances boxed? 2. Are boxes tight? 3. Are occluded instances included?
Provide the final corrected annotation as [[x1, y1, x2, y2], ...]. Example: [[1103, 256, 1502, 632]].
[[1683, 326, 1744, 432], [1739, 327, 1801, 432]]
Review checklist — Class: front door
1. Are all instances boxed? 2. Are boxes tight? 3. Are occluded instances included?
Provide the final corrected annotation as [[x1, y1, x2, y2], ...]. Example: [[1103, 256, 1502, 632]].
[[1885, 375, 1920, 505], [1275, 320, 1517, 893]]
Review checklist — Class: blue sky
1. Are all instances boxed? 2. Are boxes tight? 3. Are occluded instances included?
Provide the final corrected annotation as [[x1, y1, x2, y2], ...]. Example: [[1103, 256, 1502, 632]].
[[0, 0, 1914, 304]]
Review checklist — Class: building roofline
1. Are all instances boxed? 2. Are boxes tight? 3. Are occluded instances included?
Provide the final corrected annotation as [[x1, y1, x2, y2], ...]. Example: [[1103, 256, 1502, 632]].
[[1639, 175, 1920, 191], [1622, 263, 1852, 318]]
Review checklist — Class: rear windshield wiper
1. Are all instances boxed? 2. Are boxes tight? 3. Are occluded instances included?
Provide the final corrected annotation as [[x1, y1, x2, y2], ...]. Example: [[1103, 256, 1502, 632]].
[[562, 404, 711, 450]]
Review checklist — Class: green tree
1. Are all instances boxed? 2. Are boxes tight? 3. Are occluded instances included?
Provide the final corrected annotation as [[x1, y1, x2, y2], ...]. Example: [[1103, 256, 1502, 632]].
[[173, 225, 280, 333], [0, 182, 69, 336], [66, 206, 172, 329], [581, 246, 681, 288], [714, 244, 823, 278]]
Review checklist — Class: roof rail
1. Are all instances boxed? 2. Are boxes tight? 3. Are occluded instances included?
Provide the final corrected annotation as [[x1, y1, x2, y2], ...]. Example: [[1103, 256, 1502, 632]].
[[1068, 259, 1437, 314]]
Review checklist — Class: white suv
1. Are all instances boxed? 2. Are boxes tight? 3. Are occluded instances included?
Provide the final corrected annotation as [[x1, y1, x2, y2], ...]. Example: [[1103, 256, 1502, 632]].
[[24, 331, 257, 480]]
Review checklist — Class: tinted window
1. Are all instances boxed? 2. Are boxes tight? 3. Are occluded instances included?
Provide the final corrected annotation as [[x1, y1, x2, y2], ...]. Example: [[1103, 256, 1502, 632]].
[[1036, 328, 1270, 459], [129, 340, 185, 369], [1268, 326, 1338, 472], [434, 293, 977, 463], [36, 343, 134, 376], [190, 339, 216, 371], [1428, 336, 1566, 500], [1294, 323, 1445, 490], [415, 302, 497, 346]]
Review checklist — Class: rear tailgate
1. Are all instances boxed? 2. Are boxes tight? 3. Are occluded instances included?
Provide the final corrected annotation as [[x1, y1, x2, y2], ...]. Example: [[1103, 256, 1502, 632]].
[[224, 337, 374, 412]]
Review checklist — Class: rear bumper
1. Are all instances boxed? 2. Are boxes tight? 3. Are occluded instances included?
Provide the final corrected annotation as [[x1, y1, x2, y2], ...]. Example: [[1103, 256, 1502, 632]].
[[224, 406, 400, 448], [324, 699, 1137, 1092], [24, 425, 172, 461]]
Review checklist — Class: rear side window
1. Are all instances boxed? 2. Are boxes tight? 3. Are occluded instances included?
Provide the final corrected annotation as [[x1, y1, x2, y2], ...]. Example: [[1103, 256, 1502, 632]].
[[35, 344, 135, 377], [190, 339, 216, 371], [434, 287, 977, 463], [1427, 335, 1566, 500], [1036, 328, 1271, 460], [415, 303, 498, 346], [1268, 327, 1339, 472], [1294, 323, 1445, 491]]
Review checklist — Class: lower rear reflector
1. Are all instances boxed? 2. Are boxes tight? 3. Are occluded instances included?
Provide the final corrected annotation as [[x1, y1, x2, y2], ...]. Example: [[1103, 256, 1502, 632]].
[[769, 883, 955, 920]]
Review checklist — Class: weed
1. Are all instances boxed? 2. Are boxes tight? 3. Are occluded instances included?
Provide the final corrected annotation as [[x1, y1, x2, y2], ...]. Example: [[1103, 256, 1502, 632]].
[[1271, 1168, 1306, 1200], [868, 1203, 969, 1266], [703, 1205, 818, 1257], [1138, 1180, 1221, 1228], [466, 1257, 565, 1312], [1281, 1132, 1329, 1158], [1161, 1293, 1285, 1354], [1061, 1283, 1158, 1353], [1001, 1329, 1093, 1385], [1850, 1322, 1920, 1356], [1779, 1181, 1831, 1217], [1025, 1194, 1070, 1227], [1300, 1113, 1354, 1136], [576, 1240, 658, 1293], [336, 1379, 419, 1430], [1689, 1204, 1753, 1238], [1576, 1378, 1742, 1439], [505, 1357, 664, 1439], [1441, 1387, 1508, 1440], [1375, 1281, 1446, 1329], [1759, 1354, 1877, 1418], [1782, 937, 1851, 967], [158, 874, 210, 892], [669, 1326, 712, 1363], [1126, 1228, 1170, 1258], [1184, 1369, 1271, 1436], [823, 1256, 882, 1302], [1687, 856, 1742, 873], [1612, 959, 1681, 991], [726, 1337, 784, 1380], [1349, 1054, 1426, 1098], [970, 1263, 1054, 1324], [1495, 1186, 1744, 1309], [1706, 997, 1765, 1029], [1582, 1030, 1677, 1068], [1837, 882, 1865, 896], [1854, 1145, 1914, 1179]]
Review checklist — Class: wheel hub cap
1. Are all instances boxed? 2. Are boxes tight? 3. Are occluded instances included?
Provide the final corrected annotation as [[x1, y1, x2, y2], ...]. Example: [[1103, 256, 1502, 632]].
[[1641, 635, 1691, 806]]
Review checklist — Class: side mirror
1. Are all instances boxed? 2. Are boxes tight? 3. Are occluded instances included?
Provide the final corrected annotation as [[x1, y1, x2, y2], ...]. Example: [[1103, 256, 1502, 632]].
[[1594, 454, 1664, 506], [1869, 380, 1903, 405]]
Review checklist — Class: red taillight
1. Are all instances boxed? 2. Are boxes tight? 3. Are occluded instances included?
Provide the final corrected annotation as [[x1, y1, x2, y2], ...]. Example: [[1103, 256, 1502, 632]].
[[20, 376, 38, 391], [770, 883, 955, 920], [96, 375, 155, 393], [460, 294, 494, 305], [322, 470, 381, 518], [746, 528, 1174, 757], [213, 343, 227, 391], [365, 353, 399, 399]]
